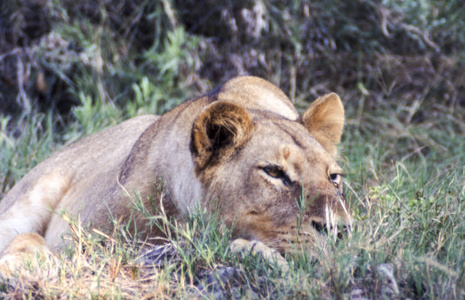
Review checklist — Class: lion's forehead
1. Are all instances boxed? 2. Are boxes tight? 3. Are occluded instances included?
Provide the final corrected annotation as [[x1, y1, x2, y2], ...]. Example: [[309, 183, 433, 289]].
[[276, 144, 331, 179], [246, 120, 335, 175], [250, 119, 330, 156]]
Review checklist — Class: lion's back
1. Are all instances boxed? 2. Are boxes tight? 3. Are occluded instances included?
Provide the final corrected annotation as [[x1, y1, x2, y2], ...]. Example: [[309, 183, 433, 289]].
[[0, 115, 159, 214]]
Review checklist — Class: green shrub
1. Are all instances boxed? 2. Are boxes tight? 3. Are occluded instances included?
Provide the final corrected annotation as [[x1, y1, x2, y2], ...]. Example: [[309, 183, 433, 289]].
[[0, 0, 464, 298]]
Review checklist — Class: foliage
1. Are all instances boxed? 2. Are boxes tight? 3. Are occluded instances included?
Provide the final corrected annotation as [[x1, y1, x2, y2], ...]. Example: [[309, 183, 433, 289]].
[[0, 0, 464, 298]]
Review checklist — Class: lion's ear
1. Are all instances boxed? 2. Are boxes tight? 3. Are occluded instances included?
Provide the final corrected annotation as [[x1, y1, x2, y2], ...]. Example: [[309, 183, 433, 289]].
[[191, 101, 254, 169], [301, 93, 345, 157]]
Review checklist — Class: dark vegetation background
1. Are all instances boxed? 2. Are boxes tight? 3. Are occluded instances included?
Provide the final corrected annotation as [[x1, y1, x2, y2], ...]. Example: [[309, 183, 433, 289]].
[[2, 0, 464, 191], [0, 1, 465, 298], [1, 0, 464, 120]]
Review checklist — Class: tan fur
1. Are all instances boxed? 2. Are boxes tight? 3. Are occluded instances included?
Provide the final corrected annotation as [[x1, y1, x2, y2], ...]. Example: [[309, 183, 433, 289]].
[[0, 76, 351, 264], [0, 233, 55, 275]]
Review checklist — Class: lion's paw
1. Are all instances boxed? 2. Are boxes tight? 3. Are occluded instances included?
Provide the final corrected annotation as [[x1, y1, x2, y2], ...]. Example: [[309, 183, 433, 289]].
[[229, 238, 289, 272]]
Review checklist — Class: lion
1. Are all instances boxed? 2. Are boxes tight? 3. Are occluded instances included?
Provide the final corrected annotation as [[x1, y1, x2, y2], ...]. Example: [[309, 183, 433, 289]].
[[0, 76, 351, 268]]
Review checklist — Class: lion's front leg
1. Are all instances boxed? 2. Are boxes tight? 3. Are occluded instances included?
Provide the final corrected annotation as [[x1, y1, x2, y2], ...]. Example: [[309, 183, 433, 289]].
[[0, 173, 71, 253]]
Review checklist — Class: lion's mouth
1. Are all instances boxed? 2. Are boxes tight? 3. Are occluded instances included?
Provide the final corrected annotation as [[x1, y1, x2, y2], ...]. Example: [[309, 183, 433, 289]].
[[311, 221, 351, 239], [311, 221, 326, 234]]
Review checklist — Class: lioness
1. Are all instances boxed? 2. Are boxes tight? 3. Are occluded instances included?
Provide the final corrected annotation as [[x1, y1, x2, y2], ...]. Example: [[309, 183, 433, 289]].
[[0, 76, 351, 263]]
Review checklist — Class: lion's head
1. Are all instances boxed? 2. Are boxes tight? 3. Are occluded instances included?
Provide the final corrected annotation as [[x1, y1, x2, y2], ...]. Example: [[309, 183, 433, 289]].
[[190, 85, 352, 253]]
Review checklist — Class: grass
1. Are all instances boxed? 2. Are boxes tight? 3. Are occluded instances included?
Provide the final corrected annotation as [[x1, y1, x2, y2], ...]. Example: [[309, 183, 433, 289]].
[[1, 0, 465, 298], [0, 104, 464, 298]]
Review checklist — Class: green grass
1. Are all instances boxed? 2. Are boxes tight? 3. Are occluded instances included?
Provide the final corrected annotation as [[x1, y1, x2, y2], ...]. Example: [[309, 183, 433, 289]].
[[1, 82, 463, 299], [1, 0, 465, 298]]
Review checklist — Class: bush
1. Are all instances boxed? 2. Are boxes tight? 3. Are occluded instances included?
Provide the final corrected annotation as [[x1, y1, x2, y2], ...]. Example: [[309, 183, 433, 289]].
[[1, 0, 464, 298]]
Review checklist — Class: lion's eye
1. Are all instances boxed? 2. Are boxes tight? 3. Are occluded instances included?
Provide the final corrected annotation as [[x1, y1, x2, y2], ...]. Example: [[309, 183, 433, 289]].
[[329, 173, 341, 186], [264, 166, 281, 178], [263, 166, 292, 186]]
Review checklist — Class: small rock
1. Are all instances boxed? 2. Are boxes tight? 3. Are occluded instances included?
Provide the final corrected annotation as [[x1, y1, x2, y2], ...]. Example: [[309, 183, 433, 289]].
[[207, 266, 238, 291], [137, 243, 178, 266]]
